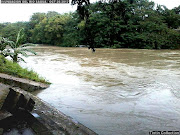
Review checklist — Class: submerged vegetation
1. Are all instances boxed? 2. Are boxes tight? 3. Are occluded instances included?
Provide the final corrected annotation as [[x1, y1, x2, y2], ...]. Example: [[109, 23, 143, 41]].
[[0, 55, 49, 84], [0, 0, 180, 49]]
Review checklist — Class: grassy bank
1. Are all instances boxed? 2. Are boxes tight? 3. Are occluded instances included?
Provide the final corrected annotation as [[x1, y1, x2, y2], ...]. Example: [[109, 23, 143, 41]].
[[0, 55, 50, 84]]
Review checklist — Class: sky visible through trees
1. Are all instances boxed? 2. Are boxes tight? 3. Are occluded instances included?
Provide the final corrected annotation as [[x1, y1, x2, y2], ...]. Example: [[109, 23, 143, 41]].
[[0, 0, 179, 49], [0, 0, 179, 23]]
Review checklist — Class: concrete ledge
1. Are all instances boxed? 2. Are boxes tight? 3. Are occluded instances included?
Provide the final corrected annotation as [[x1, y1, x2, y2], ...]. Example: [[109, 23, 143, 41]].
[[15, 87, 97, 135], [0, 86, 97, 135], [0, 73, 49, 91]]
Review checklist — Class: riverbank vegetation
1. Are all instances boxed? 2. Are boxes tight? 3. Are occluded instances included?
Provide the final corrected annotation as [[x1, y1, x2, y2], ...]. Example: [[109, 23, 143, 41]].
[[0, 55, 49, 84], [0, 29, 37, 63], [0, 0, 179, 49], [0, 29, 49, 84]]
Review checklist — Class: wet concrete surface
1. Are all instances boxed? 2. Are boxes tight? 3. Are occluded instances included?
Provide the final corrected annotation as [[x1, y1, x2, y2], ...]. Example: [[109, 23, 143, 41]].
[[0, 86, 96, 135], [3, 128, 34, 135], [0, 83, 8, 91], [0, 73, 49, 92], [0, 87, 36, 135], [0, 87, 54, 135], [0, 114, 35, 135]]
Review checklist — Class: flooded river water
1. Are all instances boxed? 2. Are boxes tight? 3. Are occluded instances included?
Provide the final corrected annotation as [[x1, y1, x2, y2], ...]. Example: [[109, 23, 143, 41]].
[[21, 46, 180, 135]]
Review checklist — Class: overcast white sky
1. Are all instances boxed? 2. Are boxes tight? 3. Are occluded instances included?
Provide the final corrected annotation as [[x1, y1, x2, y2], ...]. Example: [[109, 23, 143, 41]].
[[0, 0, 179, 23]]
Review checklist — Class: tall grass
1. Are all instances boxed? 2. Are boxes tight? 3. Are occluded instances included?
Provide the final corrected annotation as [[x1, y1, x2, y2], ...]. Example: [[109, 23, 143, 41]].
[[0, 55, 50, 84]]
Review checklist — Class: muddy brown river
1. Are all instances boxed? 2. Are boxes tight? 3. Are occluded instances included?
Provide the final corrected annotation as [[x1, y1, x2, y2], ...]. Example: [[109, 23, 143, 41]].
[[21, 46, 180, 135]]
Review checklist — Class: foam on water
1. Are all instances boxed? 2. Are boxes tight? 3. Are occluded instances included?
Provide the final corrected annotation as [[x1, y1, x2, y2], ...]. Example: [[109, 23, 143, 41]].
[[21, 46, 180, 135]]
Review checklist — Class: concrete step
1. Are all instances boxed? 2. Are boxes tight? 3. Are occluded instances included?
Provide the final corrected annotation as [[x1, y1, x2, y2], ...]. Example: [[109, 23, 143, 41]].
[[0, 110, 12, 121], [0, 73, 49, 92]]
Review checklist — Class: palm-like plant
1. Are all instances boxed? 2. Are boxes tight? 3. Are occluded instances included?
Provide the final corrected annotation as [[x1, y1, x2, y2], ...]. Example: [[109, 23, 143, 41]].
[[4, 28, 37, 63], [0, 37, 11, 57]]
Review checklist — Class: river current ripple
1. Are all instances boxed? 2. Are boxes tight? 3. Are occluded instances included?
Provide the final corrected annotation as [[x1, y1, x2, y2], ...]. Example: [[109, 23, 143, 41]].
[[21, 46, 180, 135]]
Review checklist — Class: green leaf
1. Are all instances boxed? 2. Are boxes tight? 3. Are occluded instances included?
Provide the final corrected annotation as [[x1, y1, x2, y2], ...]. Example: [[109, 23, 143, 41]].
[[20, 43, 36, 48], [20, 48, 37, 55]]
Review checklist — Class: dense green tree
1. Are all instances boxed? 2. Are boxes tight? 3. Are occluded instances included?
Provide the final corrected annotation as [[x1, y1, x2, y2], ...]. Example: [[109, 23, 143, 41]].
[[30, 13, 70, 45], [164, 9, 180, 29], [62, 12, 83, 47], [29, 12, 46, 29], [0, 22, 29, 43], [0, 0, 179, 49]]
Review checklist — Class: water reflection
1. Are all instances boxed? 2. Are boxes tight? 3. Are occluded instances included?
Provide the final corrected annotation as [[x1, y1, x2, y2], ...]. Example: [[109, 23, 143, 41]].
[[21, 46, 180, 135]]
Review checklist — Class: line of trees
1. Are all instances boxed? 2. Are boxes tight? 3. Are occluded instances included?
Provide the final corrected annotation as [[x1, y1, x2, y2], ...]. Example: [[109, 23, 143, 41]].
[[0, 0, 180, 49]]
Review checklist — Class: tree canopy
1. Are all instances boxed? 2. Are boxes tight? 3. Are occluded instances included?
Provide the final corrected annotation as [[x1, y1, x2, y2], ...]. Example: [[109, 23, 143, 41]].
[[0, 0, 179, 49]]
